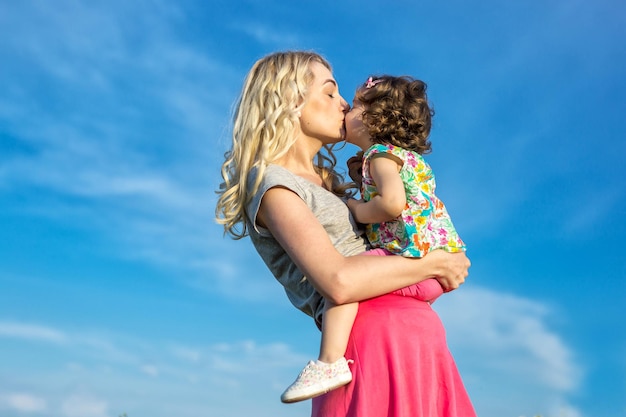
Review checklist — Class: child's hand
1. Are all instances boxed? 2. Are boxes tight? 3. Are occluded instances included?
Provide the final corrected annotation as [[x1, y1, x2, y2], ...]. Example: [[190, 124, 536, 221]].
[[346, 197, 364, 214], [347, 152, 364, 187]]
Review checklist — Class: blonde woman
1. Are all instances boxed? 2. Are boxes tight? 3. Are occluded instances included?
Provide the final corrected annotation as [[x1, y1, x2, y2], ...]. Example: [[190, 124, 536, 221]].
[[216, 51, 475, 417]]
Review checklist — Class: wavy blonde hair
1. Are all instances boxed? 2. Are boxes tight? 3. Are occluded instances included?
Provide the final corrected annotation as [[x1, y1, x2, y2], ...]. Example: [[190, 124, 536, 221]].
[[215, 51, 352, 239]]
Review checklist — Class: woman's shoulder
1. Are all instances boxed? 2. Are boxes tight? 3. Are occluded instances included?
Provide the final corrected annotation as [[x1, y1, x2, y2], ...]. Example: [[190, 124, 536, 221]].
[[246, 164, 311, 236], [250, 164, 303, 193]]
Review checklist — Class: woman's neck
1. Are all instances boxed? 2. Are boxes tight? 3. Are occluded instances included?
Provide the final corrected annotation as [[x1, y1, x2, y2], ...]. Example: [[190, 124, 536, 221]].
[[273, 139, 323, 186]]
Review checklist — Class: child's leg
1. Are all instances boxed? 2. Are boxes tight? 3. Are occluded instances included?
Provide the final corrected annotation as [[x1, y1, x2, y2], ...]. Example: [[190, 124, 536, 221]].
[[394, 277, 444, 303], [319, 300, 359, 363], [280, 300, 356, 403]]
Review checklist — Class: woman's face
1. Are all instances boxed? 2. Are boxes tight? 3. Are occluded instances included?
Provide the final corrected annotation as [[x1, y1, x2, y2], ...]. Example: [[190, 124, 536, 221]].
[[345, 95, 372, 151], [299, 62, 350, 145]]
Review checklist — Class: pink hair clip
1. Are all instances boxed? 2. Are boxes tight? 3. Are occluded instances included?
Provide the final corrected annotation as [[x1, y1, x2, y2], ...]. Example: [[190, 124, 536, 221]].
[[365, 76, 383, 89]]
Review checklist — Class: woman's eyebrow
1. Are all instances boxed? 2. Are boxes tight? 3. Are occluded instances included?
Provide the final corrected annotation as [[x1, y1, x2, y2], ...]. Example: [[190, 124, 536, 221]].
[[323, 79, 337, 87]]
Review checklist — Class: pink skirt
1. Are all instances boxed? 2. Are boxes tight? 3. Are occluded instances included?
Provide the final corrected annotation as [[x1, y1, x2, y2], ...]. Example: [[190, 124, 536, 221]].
[[311, 270, 476, 416]]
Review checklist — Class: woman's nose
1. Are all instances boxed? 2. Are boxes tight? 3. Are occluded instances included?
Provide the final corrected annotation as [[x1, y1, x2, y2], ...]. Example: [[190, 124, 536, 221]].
[[341, 97, 350, 111]]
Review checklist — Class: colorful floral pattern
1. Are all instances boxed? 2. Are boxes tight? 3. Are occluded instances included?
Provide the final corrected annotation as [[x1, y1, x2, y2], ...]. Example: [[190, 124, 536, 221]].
[[361, 143, 466, 257]]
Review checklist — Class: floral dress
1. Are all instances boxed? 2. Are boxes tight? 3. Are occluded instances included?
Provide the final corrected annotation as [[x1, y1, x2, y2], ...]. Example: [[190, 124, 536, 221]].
[[361, 143, 465, 257]]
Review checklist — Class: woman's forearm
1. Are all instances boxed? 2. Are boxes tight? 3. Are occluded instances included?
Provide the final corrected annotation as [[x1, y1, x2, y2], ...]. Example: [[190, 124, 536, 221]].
[[259, 187, 470, 306], [327, 250, 469, 304]]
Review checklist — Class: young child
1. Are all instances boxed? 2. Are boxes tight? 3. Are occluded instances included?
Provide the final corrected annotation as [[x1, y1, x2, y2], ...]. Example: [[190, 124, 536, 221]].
[[280, 75, 466, 403]]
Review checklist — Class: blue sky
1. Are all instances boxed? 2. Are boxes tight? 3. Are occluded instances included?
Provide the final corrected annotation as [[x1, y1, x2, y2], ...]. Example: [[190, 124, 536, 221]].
[[1, 1, 624, 416]]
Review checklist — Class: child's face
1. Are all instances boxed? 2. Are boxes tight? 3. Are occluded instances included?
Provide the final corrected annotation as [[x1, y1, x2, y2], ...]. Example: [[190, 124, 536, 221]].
[[345, 96, 372, 151]]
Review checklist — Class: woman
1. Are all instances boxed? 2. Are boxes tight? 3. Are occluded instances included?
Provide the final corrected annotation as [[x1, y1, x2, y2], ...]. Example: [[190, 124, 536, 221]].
[[216, 51, 475, 417]]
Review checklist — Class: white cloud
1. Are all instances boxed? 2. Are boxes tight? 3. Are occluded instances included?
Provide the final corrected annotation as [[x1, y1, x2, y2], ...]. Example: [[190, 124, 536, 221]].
[[61, 394, 109, 417], [0, 0, 240, 291], [436, 286, 581, 391], [562, 184, 624, 237], [433, 285, 583, 416], [0, 309, 585, 417], [0, 318, 314, 417], [0, 1, 620, 416], [140, 364, 159, 378], [0, 392, 47, 413], [230, 21, 300, 45], [0, 321, 67, 344], [170, 345, 201, 363]]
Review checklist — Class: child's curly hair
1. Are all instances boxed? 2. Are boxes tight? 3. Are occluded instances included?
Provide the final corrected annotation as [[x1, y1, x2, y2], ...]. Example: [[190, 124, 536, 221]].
[[355, 75, 434, 154]]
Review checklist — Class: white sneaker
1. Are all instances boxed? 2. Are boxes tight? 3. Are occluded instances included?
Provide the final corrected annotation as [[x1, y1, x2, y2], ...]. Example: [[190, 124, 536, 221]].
[[280, 358, 353, 403]]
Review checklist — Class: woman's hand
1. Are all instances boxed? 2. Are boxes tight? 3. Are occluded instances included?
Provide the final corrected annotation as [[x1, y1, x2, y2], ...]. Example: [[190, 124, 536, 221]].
[[425, 250, 471, 292]]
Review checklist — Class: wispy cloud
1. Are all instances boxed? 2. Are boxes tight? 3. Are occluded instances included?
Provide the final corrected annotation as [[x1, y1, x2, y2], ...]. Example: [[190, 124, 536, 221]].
[[0, 283, 584, 417], [1, 2, 622, 416], [61, 394, 109, 417], [0, 1, 241, 288], [0, 321, 67, 344], [0, 392, 48, 413], [561, 184, 625, 236], [0, 319, 311, 417], [435, 285, 583, 416], [437, 286, 581, 391], [230, 21, 301, 46], [416, 0, 626, 243]]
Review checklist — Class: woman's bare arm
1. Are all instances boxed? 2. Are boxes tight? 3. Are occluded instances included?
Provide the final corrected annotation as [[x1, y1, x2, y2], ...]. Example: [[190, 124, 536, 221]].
[[257, 186, 470, 305]]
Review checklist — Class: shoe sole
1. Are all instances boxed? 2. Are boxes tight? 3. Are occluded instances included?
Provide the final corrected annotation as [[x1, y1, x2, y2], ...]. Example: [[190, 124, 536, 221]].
[[281, 374, 353, 404]]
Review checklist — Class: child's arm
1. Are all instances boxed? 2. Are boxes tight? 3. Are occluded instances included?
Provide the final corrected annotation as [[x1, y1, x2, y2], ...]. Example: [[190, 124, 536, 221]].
[[347, 154, 405, 224]]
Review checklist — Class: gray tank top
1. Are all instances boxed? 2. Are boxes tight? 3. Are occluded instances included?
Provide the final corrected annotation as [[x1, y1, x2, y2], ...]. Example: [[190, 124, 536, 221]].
[[246, 164, 368, 327]]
